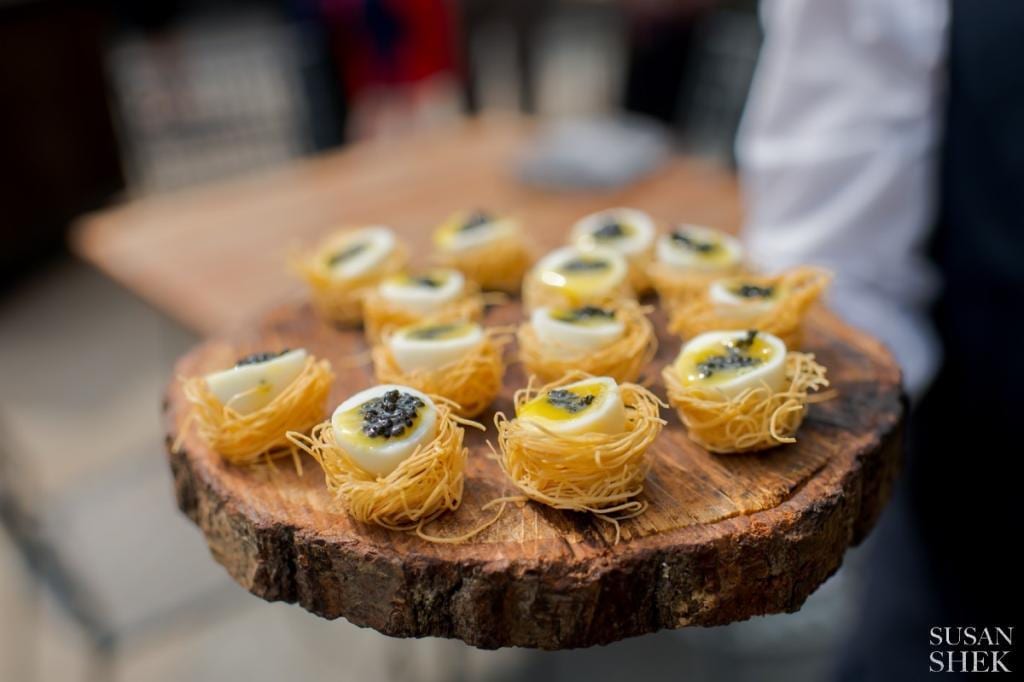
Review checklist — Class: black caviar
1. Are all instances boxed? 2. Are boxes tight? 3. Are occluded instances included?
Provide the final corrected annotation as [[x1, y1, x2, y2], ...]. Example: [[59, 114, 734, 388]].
[[559, 257, 610, 273], [546, 389, 596, 413], [696, 331, 761, 378], [554, 305, 615, 324], [328, 242, 367, 266], [409, 274, 444, 288], [593, 221, 626, 240], [670, 231, 717, 253], [732, 283, 774, 299], [236, 349, 289, 367], [359, 389, 425, 439], [407, 323, 460, 340], [460, 210, 493, 231]]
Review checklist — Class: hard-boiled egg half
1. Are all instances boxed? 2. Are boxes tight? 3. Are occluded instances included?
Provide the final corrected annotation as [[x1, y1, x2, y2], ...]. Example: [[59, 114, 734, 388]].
[[205, 349, 307, 415], [708, 277, 783, 319], [672, 330, 787, 399], [387, 321, 484, 373], [322, 226, 397, 280], [571, 208, 655, 258], [531, 305, 625, 358], [517, 376, 626, 436], [655, 225, 742, 274], [434, 210, 519, 252], [331, 385, 439, 477], [533, 246, 628, 303], [377, 269, 465, 314]]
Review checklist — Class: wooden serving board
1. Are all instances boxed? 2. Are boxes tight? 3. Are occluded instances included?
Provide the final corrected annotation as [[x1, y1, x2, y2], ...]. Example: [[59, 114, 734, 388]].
[[164, 300, 904, 650]]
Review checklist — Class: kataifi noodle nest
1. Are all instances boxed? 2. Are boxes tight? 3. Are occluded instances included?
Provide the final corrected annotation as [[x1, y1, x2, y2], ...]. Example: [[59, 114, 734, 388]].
[[287, 398, 479, 537], [435, 232, 532, 293], [669, 266, 831, 347], [517, 302, 657, 384], [362, 281, 485, 344], [663, 352, 830, 453], [493, 372, 665, 537], [371, 329, 509, 418], [293, 244, 407, 326], [178, 355, 334, 466]]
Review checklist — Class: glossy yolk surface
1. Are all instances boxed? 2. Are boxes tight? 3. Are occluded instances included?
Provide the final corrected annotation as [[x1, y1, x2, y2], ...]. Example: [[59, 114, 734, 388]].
[[332, 401, 426, 449], [675, 335, 777, 387], [670, 233, 734, 265], [518, 381, 606, 422], [540, 257, 617, 300], [549, 307, 617, 327], [400, 321, 475, 341]]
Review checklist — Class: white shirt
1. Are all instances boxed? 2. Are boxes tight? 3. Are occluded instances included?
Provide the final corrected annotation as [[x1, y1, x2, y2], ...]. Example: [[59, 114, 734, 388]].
[[736, 0, 950, 398]]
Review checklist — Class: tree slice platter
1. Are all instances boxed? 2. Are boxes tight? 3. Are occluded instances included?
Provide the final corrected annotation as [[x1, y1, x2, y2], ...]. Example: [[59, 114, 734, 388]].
[[164, 300, 904, 650]]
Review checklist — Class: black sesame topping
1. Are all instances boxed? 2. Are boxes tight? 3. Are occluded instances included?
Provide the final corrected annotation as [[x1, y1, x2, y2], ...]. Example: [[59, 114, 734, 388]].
[[592, 221, 626, 240], [559, 257, 610, 273], [460, 210, 493, 231], [546, 389, 596, 414], [696, 332, 761, 378], [670, 231, 718, 253], [359, 389, 425, 439], [732, 283, 774, 299], [236, 349, 290, 367], [553, 305, 616, 324], [407, 323, 460, 340], [328, 242, 367, 266]]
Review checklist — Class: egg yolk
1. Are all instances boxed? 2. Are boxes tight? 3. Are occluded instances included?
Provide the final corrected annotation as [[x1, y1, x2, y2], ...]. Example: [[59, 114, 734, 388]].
[[728, 281, 779, 301], [540, 256, 617, 301], [433, 211, 496, 248], [675, 332, 777, 387], [326, 241, 368, 267], [518, 381, 605, 422], [333, 389, 428, 446], [590, 220, 635, 242], [549, 306, 617, 326], [401, 321, 475, 341], [387, 271, 449, 289], [669, 231, 734, 266]]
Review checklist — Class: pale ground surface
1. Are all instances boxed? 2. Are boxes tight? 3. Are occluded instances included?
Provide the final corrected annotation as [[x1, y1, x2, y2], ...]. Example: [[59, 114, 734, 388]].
[[0, 5, 870, 681]]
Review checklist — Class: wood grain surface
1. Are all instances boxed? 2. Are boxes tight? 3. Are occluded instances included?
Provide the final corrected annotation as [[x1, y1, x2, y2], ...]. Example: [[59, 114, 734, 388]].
[[164, 300, 904, 650]]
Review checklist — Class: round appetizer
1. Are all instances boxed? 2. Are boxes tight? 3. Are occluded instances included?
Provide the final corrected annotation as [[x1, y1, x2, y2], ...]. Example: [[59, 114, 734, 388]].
[[668, 266, 831, 348], [662, 330, 829, 453], [651, 225, 744, 304], [179, 348, 333, 466], [570, 208, 656, 293], [288, 383, 474, 533], [522, 245, 632, 311], [294, 226, 407, 325], [517, 302, 657, 383], [362, 268, 483, 343], [493, 372, 665, 538], [433, 209, 532, 293], [372, 321, 506, 418]]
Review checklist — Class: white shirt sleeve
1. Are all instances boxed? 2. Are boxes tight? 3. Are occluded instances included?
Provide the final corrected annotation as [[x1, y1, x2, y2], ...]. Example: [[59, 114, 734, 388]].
[[735, 0, 949, 398]]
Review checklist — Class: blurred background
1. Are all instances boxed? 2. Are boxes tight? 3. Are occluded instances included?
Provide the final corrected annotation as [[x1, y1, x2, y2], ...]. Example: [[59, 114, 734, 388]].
[[1, 0, 886, 680]]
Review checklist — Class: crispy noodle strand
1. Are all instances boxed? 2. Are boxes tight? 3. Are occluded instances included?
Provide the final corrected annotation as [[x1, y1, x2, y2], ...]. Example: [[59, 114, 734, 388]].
[[493, 371, 666, 542], [371, 329, 509, 418], [287, 399, 491, 542], [176, 356, 334, 468], [362, 281, 485, 344], [669, 266, 831, 347], [292, 243, 407, 326], [517, 302, 657, 384], [434, 232, 532, 293], [663, 352, 830, 453]]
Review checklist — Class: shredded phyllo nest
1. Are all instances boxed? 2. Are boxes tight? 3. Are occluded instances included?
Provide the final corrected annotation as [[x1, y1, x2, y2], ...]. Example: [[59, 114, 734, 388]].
[[362, 283, 484, 344], [287, 399, 493, 542], [292, 245, 407, 326], [517, 302, 657, 384], [492, 372, 666, 542], [663, 352, 830, 453], [371, 329, 508, 418], [177, 356, 334, 467], [435, 232, 532, 293], [669, 266, 831, 348]]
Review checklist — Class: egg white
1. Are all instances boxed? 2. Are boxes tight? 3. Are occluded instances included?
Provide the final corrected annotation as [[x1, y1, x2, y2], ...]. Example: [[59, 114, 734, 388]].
[[531, 307, 625, 358], [673, 330, 787, 399], [324, 226, 396, 280], [655, 225, 742, 273], [533, 246, 628, 297], [708, 279, 779, 318], [378, 269, 465, 313], [518, 376, 626, 436], [388, 322, 485, 372], [332, 384, 439, 477], [571, 208, 655, 257], [205, 349, 307, 415]]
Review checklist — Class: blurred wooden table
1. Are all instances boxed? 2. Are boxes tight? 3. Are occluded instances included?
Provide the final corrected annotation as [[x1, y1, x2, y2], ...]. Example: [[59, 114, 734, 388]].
[[73, 116, 741, 336]]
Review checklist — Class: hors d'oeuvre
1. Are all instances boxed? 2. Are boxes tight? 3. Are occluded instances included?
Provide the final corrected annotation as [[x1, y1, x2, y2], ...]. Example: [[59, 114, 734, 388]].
[[362, 268, 484, 343], [570, 208, 656, 294], [371, 321, 507, 418], [667, 266, 831, 347], [433, 210, 532, 293], [493, 373, 664, 540], [288, 384, 479, 532], [180, 348, 333, 466], [650, 224, 743, 304], [295, 226, 407, 325], [517, 302, 656, 383], [662, 330, 829, 453], [521, 245, 633, 311]]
